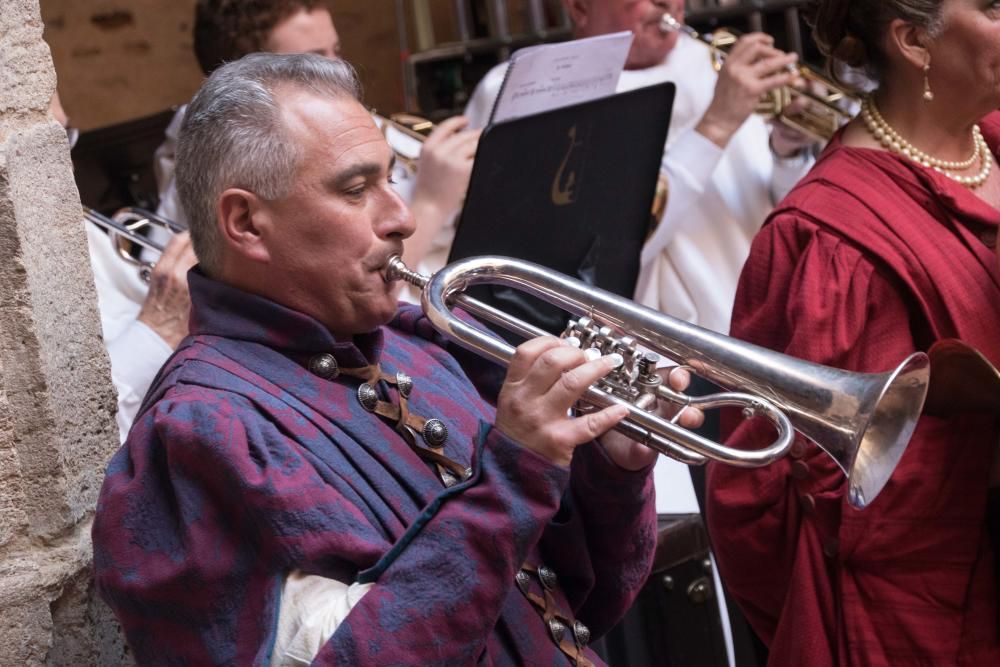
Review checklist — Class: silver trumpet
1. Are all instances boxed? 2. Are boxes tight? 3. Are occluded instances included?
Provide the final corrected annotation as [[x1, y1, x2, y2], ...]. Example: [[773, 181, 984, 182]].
[[385, 255, 930, 509], [84, 207, 186, 282]]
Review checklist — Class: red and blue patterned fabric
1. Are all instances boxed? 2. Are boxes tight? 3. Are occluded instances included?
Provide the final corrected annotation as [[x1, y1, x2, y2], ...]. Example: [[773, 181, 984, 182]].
[[92, 270, 657, 665]]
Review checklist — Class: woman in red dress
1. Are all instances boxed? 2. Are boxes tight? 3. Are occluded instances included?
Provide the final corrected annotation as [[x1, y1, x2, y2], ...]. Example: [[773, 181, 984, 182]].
[[707, 1, 1000, 664]]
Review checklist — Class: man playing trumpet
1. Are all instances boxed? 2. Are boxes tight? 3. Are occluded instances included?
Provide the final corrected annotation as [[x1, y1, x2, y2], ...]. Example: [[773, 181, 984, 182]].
[[92, 53, 701, 666]]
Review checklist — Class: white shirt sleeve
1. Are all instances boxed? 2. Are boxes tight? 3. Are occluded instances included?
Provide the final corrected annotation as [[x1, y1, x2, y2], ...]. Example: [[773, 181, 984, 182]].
[[641, 128, 725, 266], [269, 572, 373, 666], [85, 221, 173, 442], [105, 320, 173, 442]]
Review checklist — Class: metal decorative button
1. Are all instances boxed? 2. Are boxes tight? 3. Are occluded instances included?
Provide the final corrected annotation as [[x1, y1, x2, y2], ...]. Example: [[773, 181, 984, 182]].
[[572, 620, 591, 647], [538, 565, 557, 591], [357, 383, 378, 411], [422, 419, 449, 447], [515, 570, 531, 596], [396, 372, 413, 398], [308, 353, 339, 379], [789, 438, 808, 459], [823, 537, 839, 558], [547, 617, 566, 644], [441, 468, 459, 488]]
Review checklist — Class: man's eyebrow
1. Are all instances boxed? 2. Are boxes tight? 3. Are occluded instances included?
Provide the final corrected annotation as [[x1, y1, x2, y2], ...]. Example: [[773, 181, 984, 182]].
[[328, 155, 396, 189], [329, 162, 381, 188]]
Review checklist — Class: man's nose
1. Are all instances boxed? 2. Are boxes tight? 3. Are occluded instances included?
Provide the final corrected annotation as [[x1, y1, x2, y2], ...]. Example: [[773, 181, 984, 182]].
[[375, 188, 416, 241]]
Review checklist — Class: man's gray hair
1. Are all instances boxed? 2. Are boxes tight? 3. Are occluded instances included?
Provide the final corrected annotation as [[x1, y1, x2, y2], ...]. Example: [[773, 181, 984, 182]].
[[176, 52, 362, 275]]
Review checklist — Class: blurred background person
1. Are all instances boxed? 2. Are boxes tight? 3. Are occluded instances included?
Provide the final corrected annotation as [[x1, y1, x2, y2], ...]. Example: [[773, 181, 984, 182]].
[[465, 0, 819, 337], [708, 0, 1000, 664], [51, 89, 197, 442]]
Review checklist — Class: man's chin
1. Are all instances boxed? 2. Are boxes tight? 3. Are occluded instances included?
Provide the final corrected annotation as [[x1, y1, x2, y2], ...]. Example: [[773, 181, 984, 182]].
[[373, 295, 402, 326]]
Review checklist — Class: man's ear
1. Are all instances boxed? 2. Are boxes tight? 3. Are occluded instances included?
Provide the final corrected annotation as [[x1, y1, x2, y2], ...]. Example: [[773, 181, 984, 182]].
[[563, 0, 590, 32], [885, 17, 932, 70], [217, 188, 272, 264]]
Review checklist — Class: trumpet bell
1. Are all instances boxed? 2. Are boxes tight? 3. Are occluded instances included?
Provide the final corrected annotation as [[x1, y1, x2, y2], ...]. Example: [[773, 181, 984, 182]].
[[925, 339, 1000, 415]]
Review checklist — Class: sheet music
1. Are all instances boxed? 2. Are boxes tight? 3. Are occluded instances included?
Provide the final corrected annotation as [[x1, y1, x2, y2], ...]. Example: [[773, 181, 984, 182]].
[[490, 31, 633, 125]]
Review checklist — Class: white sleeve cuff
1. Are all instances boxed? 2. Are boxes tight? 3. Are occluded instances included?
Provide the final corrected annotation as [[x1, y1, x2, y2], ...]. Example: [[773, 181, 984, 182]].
[[662, 128, 725, 188], [270, 572, 373, 666]]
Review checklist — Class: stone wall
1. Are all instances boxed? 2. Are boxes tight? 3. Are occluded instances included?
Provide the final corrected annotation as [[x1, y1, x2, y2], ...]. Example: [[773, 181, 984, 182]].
[[41, 0, 409, 131], [39, 0, 551, 131], [0, 0, 124, 664]]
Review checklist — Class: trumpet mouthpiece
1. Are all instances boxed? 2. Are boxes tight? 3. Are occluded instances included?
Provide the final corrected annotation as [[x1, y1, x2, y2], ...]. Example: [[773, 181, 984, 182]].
[[658, 12, 698, 39], [383, 255, 428, 288], [659, 13, 680, 33]]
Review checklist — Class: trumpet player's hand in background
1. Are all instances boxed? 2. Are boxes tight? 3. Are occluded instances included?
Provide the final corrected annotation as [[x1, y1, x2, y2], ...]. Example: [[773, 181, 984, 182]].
[[137, 231, 196, 349], [495, 336, 629, 468], [695, 32, 803, 150], [598, 367, 705, 471], [402, 116, 482, 269]]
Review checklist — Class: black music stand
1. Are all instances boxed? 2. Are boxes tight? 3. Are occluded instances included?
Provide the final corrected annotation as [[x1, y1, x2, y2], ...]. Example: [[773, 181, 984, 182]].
[[448, 82, 675, 337]]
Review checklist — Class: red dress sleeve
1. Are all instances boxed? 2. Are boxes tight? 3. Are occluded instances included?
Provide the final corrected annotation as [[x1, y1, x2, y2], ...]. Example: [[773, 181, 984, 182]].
[[707, 214, 999, 665], [708, 212, 914, 638]]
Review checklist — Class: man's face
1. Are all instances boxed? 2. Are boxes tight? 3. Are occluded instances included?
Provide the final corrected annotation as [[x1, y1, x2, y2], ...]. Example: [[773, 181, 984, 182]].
[[570, 0, 683, 69], [252, 89, 415, 337], [265, 8, 341, 59]]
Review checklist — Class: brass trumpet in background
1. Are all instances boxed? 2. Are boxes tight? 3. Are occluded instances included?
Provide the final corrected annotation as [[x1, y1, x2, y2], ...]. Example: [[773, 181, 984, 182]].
[[385, 254, 930, 510], [659, 13, 859, 142], [84, 207, 186, 283], [377, 112, 434, 174]]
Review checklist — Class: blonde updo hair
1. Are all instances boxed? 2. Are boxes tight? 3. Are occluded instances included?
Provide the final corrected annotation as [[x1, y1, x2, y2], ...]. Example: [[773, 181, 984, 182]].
[[808, 0, 944, 90]]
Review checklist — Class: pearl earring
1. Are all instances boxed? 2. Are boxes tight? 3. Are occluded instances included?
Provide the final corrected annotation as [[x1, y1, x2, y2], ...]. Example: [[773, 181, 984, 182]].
[[922, 62, 934, 102]]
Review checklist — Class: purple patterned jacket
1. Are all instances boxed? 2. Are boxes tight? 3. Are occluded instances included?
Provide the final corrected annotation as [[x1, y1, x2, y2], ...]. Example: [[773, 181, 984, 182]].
[[92, 271, 657, 665]]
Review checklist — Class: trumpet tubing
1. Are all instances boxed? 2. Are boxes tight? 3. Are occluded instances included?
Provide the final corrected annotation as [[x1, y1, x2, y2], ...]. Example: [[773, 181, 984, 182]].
[[659, 13, 858, 142], [84, 207, 185, 282], [385, 255, 930, 509], [379, 112, 434, 175]]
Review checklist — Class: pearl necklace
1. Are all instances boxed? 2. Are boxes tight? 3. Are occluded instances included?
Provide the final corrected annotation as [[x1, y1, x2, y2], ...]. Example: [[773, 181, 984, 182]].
[[860, 96, 992, 188]]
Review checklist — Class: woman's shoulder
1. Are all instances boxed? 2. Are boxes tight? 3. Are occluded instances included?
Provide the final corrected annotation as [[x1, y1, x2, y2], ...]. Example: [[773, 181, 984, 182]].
[[768, 141, 911, 235]]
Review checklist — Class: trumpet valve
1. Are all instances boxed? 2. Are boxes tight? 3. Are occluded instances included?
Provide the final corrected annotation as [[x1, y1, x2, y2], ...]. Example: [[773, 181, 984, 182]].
[[636, 351, 660, 378], [742, 399, 767, 420]]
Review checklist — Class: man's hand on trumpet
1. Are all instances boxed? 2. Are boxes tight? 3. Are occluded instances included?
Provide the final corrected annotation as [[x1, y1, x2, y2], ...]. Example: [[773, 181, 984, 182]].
[[137, 231, 197, 348], [695, 32, 814, 156], [599, 366, 704, 471], [495, 336, 702, 470]]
